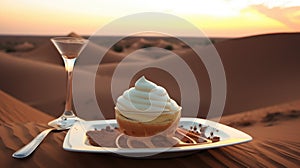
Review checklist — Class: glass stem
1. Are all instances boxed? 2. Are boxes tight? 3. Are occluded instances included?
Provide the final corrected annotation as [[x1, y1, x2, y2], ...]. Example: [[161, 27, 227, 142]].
[[62, 57, 76, 117]]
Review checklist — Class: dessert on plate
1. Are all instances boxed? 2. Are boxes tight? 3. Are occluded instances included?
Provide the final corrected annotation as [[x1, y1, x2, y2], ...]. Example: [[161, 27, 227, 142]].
[[86, 76, 220, 148], [115, 76, 181, 137]]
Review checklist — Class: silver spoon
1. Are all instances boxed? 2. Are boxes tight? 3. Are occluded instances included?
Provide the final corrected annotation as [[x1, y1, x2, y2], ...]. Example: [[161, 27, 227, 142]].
[[12, 115, 82, 159]]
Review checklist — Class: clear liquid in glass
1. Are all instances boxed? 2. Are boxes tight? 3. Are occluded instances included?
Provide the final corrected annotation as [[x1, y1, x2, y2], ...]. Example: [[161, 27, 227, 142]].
[[52, 38, 87, 59]]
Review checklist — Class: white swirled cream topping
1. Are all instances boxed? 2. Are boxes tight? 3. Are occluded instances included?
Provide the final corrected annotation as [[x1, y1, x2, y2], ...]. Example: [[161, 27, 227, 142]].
[[116, 76, 180, 121]]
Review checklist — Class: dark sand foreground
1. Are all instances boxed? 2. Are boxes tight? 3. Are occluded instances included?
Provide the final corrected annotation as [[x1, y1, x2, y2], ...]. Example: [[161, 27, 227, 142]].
[[0, 90, 299, 167]]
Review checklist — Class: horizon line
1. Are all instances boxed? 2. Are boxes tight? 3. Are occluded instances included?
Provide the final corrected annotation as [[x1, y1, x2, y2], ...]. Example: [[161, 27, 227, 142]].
[[0, 31, 299, 39]]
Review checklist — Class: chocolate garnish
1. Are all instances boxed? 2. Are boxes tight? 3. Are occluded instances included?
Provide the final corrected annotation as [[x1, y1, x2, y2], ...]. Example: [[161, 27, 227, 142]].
[[86, 128, 120, 148], [86, 124, 220, 148]]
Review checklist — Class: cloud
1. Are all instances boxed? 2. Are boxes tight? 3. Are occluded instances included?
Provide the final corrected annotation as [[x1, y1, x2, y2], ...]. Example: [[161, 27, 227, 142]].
[[250, 5, 300, 30]]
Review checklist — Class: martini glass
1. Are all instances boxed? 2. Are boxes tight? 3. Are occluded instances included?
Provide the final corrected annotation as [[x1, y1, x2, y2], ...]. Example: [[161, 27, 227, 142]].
[[49, 37, 88, 127]]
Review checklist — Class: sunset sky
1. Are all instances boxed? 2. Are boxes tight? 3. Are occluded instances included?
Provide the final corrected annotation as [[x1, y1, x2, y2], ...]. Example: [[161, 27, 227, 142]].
[[0, 0, 299, 37]]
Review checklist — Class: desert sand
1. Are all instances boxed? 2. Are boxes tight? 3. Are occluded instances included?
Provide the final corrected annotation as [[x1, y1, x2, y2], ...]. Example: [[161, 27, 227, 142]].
[[0, 32, 299, 167], [0, 90, 299, 167]]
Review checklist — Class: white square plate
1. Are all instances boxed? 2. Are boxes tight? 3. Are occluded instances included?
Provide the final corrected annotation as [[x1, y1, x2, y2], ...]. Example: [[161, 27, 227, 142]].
[[63, 118, 252, 158]]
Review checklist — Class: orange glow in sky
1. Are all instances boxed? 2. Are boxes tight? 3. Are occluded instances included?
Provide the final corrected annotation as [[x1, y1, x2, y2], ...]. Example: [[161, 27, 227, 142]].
[[0, 0, 299, 37]]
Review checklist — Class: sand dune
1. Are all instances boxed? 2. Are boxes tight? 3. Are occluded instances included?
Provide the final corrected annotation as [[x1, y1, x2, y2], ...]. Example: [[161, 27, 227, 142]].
[[215, 33, 300, 114], [221, 99, 300, 141], [78, 41, 149, 65], [0, 90, 52, 123], [0, 52, 66, 116], [1, 33, 300, 120], [17, 40, 63, 65], [0, 89, 298, 167], [92, 33, 300, 118]]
